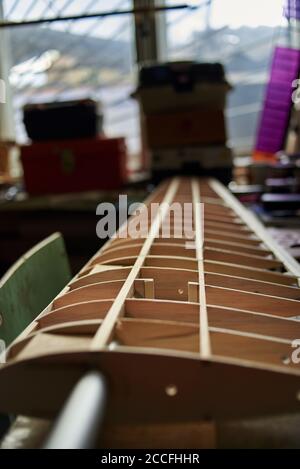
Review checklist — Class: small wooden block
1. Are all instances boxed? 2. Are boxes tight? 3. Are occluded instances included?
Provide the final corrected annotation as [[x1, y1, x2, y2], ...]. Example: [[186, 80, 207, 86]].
[[188, 282, 199, 303], [134, 279, 155, 299]]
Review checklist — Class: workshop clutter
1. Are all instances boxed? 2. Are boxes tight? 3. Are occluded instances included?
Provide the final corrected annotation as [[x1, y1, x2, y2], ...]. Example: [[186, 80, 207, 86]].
[[134, 61, 232, 182], [21, 99, 129, 195], [23, 99, 104, 142], [21, 137, 128, 195]]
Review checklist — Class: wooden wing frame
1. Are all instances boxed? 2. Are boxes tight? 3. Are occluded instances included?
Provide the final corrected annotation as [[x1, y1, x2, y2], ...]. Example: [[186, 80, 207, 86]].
[[1, 177, 300, 424]]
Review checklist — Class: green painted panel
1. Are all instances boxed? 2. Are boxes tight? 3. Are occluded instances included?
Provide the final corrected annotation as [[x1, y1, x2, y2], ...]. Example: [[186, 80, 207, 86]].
[[0, 233, 71, 346]]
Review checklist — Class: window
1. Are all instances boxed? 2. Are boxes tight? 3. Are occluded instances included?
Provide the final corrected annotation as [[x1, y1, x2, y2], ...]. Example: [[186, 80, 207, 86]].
[[165, 0, 286, 153], [3, 0, 140, 165], [2, 0, 290, 158]]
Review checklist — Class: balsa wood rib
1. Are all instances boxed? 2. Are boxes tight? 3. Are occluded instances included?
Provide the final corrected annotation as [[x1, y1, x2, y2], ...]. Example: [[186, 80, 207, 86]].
[[1, 177, 300, 424], [192, 178, 210, 357], [91, 177, 180, 349]]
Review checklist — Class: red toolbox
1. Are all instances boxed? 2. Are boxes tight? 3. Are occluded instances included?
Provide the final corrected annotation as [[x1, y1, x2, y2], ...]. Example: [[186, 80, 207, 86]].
[[21, 137, 128, 195]]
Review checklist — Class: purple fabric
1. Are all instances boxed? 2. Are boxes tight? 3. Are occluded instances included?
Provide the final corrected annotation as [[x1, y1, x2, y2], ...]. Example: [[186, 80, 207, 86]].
[[271, 66, 300, 79], [273, 46, 300, 60], [257, 126, 286, 140], [256, 136, 286, 153], [265, 90, 293, 104], [254, 46, 300, 154], [284, 0, 300, 20]]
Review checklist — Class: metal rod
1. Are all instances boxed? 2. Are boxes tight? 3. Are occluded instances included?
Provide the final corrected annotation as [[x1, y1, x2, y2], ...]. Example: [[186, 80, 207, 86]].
[[0, 4, 195, 28], [43, 371, 107, 449]]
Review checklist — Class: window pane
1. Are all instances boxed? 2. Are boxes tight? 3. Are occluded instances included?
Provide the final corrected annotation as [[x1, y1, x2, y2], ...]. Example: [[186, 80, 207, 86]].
[[165, 0, 286, 153], [4, 0, 140, 163]]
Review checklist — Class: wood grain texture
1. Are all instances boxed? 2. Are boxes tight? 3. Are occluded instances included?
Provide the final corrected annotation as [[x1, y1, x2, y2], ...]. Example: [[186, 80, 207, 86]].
[[1, 178, 300, 427]]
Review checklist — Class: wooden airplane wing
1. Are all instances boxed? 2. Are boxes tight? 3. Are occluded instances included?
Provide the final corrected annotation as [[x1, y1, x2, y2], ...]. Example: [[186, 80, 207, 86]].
[[1, 177, 300, 424]]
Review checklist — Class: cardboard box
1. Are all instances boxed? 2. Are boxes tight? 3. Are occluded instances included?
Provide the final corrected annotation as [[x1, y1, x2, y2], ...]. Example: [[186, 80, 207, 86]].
[[145, 109, 226, 148], [21, 137, 128, 195], [135, 82, 231, 115], [152, 145, 232, 170]]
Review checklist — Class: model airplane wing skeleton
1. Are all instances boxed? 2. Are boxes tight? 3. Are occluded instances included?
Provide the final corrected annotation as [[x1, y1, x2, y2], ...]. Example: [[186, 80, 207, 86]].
[[1, 177, 300, 427]]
